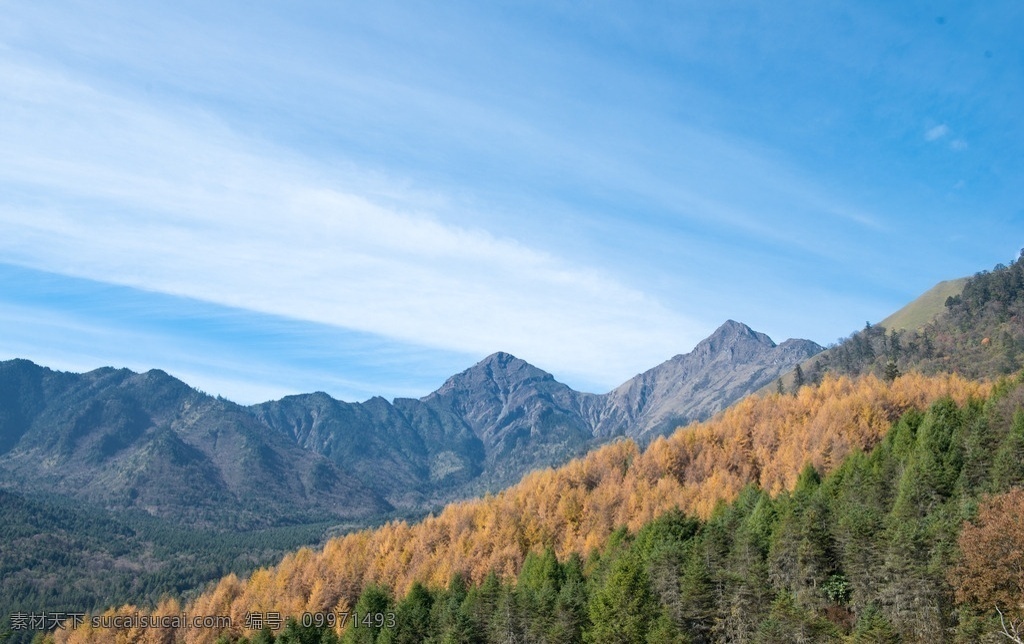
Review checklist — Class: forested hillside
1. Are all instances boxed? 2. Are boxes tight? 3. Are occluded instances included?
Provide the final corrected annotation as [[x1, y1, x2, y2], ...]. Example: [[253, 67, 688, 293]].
[[788, 250, 1024, 388], [315, 378, 1023, 643], [0, 361, 389, 530], [0, 321, 816, 634], [0, 491, 336, 637], [44, 372, 986, 643]]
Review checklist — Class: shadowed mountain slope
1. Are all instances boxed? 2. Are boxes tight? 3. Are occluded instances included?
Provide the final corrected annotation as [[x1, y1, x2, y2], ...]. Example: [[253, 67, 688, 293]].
[[0, 360, 390, 529]]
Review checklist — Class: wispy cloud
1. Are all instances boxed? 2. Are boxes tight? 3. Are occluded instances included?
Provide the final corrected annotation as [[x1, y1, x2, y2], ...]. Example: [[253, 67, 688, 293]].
[[925, 124, 950, 141], [0, 302, 283, 400], [923, 124, 967, 151], [0, 263, 484, 402], [0, 59, 701, 391]]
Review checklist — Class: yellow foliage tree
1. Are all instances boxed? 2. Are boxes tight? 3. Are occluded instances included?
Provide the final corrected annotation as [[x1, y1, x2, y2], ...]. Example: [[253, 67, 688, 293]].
[[59, 373, 987, 644]]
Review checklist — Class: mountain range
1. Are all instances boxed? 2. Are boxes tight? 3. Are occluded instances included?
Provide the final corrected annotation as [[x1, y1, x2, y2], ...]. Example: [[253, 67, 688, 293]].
[[0, 320, 820, 527]]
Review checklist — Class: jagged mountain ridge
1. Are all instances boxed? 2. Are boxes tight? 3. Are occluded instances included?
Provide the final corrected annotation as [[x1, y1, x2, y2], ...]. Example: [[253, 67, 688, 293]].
[[0, 321, 821, 521], [248, 391, 486, 510], [252, 320, 822, 502], [593, 320, 823, 440]]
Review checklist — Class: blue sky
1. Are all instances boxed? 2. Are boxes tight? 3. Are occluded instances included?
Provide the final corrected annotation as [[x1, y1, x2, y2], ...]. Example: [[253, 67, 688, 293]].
[[0, 1, 1021, 403]]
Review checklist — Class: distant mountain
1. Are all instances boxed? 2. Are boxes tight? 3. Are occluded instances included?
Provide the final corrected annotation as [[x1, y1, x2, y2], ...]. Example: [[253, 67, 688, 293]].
[[252, 321, 821, 501], [0, 360, 390, 529], [0, 321, 820, 520], [594, 320, 823, 441]]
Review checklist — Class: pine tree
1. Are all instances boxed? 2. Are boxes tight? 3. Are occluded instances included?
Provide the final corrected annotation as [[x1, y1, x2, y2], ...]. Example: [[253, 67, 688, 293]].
[[719, 491, 776, 642], [846, 605, 899, 644], [464, 571, 501, 638], [675, 538, 716, 643], [585, 551, 657, 643], [488, 582, 524, 644], [991, 411, 1024, 490], [517, 549, 562, 643], [379, 582, 433, 644], [768, 465, 836, 610], [342, 585, 393, 644], [879, 398, 968, 641], [828, 451, 888, 614], [433, 574, 479, 644], [549, 554, 589, 644], [883, 359, 900, 382], [752, 592, 840, 643]]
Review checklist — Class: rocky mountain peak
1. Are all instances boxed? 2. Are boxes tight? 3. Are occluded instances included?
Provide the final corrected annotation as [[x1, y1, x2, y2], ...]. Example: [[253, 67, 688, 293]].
[[431, 351, 553, 398], [683, 320, 778, 366], [702, 319, 775, 349], [591, 320, 822, 441], [478, 351, 548, 373], [0, 321, 823, 534]]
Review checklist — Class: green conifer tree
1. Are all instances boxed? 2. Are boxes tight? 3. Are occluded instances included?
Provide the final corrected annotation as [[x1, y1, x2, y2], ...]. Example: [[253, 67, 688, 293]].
[[379, 582, 434, 644], [342, 584, 393, 644], [585, 552, 657, 643]]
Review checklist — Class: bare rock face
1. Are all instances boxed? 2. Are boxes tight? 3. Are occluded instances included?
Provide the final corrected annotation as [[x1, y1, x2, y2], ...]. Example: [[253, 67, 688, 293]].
[[250, 390, 485, 511], [417, 320, 822, 460], [591, 320, 823, 441], [419, 351, 597, 491]]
